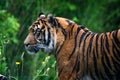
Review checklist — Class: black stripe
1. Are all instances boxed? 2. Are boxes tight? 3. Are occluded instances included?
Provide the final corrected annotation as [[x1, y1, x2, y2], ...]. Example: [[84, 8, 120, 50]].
[[70, 25, 74, 35], [112, 30, 120, 51], [81, 32, 91, 50], [62, 29, 67, 39], [113, 40, 120, 54], [55, 42, 64, 57], [101, 35, 111, 80], [93, 34, 102, 78], [103, 46, 112, 69], [54, 18, 59, 27], [113, 42, 120, 60], [99, 34, 109, 80], [66, 19, 72, 25], [112, 37, 120, 72], [46, 28, 51, 45], [43, 31, 46, 43], [40, 19, 44, 24], [41, 25, 45, 30], [86, 33, 95, 73], [103, 49, 111, 69], [101, 56, 112, 80], [78, 32, 86, 47], [105, 34, 110, 53], [80, 26, 85, 29], [76, 59, 80, 73], [113, 30, 120, 46], [34, 28, 39, 36], [80, 26, 89, 32], [71, 33, 92, 76], [58, 67, 64, 77], [104, 34, 114, 70], [81, 32, 91, 75], [95, 34, 100, 57], [68, 31, 71, 39], [86, 33, 94, 53], [71, 53, 80, 73], [50, 18, 57, 27], [58, 23, 67, 39], [101, 41, 113, 79], [68, 27, 82, 60], [112, 31, 120, 63], [93, 48, 99, 80], [112, 57, 120, 72], [34, 21, 40, 25], [100, 34, 104, 56]]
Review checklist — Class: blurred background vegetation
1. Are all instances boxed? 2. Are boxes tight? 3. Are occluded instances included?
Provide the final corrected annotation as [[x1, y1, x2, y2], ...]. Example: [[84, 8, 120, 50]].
[[0, 0, 120, 80]]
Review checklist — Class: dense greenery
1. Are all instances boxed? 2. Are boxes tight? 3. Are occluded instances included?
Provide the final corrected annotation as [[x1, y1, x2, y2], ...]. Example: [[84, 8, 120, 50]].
[[0, 0, 120, 80]]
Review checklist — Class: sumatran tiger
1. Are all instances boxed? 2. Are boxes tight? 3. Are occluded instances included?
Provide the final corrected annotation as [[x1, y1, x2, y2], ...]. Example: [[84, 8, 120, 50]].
[[24, 13, 120, 80]]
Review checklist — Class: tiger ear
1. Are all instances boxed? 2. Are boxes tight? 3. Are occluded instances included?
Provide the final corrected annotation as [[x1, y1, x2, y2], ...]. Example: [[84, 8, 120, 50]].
[[47, 14, 56, 26], [38, 12, 46, 19], [47, 14, 54, 22]]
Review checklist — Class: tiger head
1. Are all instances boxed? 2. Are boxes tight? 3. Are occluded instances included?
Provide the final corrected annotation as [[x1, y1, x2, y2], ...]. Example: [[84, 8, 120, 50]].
[[24, 13, 70, 54]]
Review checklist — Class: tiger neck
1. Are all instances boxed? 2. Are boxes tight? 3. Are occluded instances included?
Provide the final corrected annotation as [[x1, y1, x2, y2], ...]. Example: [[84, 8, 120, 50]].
[[54, 22, 80, 57]]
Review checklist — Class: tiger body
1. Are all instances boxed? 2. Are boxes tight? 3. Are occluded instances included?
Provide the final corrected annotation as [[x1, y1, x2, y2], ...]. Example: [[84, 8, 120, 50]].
[[24, 13, 120, 80]]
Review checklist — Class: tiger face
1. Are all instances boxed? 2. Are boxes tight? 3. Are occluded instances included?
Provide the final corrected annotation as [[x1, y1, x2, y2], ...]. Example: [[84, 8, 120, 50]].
[[24, 13, 57, 54]]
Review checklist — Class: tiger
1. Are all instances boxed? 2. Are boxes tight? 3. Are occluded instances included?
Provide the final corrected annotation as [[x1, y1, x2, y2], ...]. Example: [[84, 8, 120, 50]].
[[24, 13, 120, 80]]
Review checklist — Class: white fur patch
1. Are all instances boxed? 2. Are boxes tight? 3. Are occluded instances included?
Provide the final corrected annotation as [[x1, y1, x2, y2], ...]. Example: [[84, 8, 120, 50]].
[[81, 76, 93, 80], [40, 15, 46, 18]]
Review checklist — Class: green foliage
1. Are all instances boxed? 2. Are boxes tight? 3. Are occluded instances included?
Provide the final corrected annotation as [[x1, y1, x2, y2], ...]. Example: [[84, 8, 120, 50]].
[[0, 9, 20, 79], [32, 55, 57, 80], [0, 10, 20, 43], [103, 0, 120, 31], [0, 34, 8, 75]]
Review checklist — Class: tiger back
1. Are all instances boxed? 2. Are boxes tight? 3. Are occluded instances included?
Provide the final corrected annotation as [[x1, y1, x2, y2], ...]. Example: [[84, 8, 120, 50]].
[[24, 13, 120, 80]]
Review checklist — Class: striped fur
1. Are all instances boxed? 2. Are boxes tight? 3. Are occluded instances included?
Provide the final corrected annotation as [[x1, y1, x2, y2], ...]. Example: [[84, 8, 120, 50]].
[[24, 13, 120, 80]]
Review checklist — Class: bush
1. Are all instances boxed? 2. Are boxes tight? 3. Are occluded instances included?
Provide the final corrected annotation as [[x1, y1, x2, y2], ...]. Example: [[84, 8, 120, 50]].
[[0, 10, 20, 78], [0, 10, 20, 43]]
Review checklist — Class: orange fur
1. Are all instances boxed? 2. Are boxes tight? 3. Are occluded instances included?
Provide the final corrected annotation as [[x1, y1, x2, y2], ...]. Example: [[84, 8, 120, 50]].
[[24, 14, 120, 80]]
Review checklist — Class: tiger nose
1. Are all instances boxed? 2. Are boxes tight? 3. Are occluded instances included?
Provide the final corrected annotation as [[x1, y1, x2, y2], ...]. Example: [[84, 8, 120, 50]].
[[24, 40, 30, 47], [24, 43, 30, 47]]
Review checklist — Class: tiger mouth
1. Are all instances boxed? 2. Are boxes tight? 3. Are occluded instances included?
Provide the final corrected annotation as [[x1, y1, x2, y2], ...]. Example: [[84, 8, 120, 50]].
[[40, 48, 44, 52], [25, 45, 39, 54], [25, 45, 45, 54], [26, 48, 39, 54]]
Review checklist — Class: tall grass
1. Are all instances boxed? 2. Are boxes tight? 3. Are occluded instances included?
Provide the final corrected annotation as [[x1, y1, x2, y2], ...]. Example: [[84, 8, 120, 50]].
[[0, 34, 8, 76]]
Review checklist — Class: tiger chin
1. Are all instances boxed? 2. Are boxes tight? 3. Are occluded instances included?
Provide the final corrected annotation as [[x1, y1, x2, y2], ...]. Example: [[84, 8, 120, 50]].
[[24, 13, 120, 80]]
